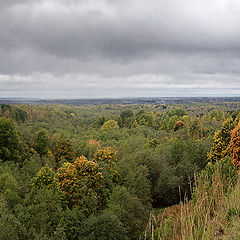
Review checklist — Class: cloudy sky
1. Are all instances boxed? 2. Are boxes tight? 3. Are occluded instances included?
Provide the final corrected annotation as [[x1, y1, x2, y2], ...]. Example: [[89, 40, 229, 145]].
[[0, 0, 240, 98]]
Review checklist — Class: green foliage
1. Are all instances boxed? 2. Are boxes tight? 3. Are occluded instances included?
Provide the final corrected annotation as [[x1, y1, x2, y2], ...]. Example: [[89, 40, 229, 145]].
[[13, 108, 28, 123], [16, 187, 65, 239], [166, 108, 187, 117], [35, 129, 49, 156], [93, 147, 120, 196], [0, 163, 21, 208], [148, 138, 160, 148], [94, 115, 106, 128], [199, 156, 238, 194], [136, 111, 157, 128], [161, 115, 179, 131], [0, 117, 20, 162], [0, 103, 12, 114], [0, 196, 25, 240], [0, 102, 238, 239], [108, 186, 149, 240], [149, 159, 240, 239], [188, 117, 202, 139], [80, 210, 128, 240], [119, 109, 134, 128], [141, 138, 210, 206]]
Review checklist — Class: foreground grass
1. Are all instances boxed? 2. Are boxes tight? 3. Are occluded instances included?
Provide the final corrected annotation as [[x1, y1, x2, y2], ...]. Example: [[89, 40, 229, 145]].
[[145, 162, 240, 239]]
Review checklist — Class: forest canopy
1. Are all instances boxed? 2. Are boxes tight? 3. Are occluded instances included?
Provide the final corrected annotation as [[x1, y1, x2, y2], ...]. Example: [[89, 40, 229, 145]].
[[1, 101, 240, 239]]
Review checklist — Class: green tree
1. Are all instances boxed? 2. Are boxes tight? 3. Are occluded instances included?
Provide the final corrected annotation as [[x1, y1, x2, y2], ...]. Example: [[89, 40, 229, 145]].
[[13, 108, 28, 123], [35, 129, 49, 157], [108, 186, 148, 239], [0, 104, 12, 115], [119, 109, 134, 128], [0, 117, 20, 162], [0, 196, 25, 240], [81, 211, 128, 240], [16, 187, 65, 239], [94, 115, 106, 128]]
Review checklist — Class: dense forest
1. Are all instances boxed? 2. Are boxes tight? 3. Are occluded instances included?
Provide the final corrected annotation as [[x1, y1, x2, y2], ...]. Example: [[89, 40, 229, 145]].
[[1, 101, 240, 239]]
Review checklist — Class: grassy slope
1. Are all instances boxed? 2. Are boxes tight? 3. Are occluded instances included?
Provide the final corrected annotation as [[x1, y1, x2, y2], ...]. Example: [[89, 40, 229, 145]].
[[146, 163, 240, 240]]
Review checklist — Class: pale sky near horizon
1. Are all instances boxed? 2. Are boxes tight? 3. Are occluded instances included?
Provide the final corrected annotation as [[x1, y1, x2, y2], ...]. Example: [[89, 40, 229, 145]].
[[0, 0, 240, 98]]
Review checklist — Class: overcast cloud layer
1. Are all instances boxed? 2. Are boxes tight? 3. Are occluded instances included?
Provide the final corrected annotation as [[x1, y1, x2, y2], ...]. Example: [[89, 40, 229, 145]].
[[0, 0, 240, 98]]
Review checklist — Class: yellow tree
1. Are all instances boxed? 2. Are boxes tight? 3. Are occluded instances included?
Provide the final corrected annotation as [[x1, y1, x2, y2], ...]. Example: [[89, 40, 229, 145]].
[[208, 117, 235, 162], [101, 120, 119, 131], [230, 121, 240, 170], [56, 156, 105, 209], [54, 137, 75, 166]]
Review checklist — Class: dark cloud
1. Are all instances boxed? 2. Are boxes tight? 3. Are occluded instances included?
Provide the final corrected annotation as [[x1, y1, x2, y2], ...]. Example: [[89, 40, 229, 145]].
[[0, 0, 240, 97]]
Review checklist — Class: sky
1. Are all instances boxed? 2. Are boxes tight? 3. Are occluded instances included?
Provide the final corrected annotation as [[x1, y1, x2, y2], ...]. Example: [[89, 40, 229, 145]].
[[0, 0, 240, 98]]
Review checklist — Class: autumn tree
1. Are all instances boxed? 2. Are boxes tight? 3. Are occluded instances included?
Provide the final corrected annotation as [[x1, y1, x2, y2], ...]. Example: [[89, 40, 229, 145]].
[[54, 137, 75, 166], [56, 156, 106, 210], [93, 147, 120, 196], [101, 119, 119, 131], [208, 117, 235, 162], [174, 120, 184, 132], [0, 117, 20, 162], [93, 147, 117, 165], [32, 164, 57, 189], [230, 121, 240, 170]]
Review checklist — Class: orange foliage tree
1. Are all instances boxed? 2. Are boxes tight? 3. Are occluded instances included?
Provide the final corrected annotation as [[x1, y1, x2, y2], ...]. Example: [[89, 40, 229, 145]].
[[54, 137, 75, 166], [174, 120, 184, 132], [56, 156, 106, 209], [93, 147, 117, 166]]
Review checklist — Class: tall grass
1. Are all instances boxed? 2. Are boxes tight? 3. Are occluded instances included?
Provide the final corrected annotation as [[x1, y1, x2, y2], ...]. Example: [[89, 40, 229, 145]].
[[145, 161, 240, 239]]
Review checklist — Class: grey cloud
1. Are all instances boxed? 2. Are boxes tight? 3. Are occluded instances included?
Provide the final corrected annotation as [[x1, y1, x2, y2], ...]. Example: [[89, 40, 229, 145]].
[[0, 0, 240, 97]]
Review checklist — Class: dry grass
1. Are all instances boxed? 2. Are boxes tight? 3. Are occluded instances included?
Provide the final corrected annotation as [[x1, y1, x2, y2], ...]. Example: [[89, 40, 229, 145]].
[[145, 163, 240, 240]]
